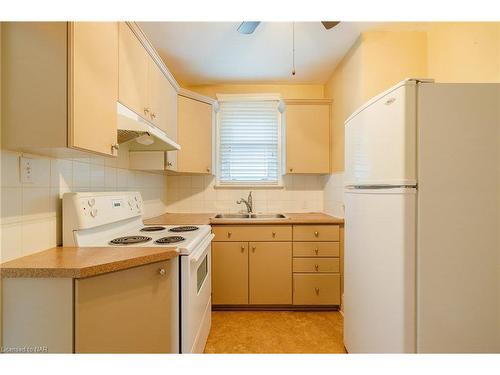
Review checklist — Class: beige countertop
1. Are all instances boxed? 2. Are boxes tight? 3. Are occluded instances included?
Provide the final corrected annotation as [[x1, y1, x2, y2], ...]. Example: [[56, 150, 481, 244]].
[[146, 212, 344, 226], [0, 246, 179, 278]]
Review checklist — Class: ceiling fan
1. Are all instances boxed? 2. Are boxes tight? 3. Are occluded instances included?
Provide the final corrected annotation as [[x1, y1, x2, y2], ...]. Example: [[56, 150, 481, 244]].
[[237, 21, 340, 34], [237, 21, 341, 76]]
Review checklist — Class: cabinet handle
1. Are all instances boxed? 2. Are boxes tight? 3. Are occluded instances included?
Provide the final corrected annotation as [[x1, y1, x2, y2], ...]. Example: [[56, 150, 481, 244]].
[[206, 167, 211, 173], [151, 112, 156, 119], [289, 168, 293, 172], [111, 143, 120, 152], [144, 108, 150, 115], [315, 287, 320, 295], [272, 231, 276, 238], [241, 246, 245, 252], [158, 268, 166, 276], [252, 246, 256, 252], [314, 264, 319, 271], [314, 231, 319, 237], [227, 232, 232, 238], [167, 162, 173, 167], [314, 248, 319, 255]]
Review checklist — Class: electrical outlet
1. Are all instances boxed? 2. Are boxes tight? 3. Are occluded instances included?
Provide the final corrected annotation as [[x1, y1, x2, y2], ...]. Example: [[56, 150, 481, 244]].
[[20, 157, 34, 184]]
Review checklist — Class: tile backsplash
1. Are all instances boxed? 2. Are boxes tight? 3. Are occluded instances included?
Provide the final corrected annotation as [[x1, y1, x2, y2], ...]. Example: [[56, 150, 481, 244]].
[[323, 172, 345, 218], [166, 174, 325, 214], [0, 144, 167, 262]]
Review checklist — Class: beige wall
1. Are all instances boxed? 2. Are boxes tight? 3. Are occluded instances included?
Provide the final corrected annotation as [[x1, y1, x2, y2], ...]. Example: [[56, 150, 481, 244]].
[[325, 31, 427, 172], [184, 83, 324, 99], [325, 23, 500, 172], [427, 22, 500, 83]]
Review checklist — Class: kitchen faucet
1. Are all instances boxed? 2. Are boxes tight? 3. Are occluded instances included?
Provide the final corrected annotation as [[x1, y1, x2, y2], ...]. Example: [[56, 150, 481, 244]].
[[236, 191, 253, 214]]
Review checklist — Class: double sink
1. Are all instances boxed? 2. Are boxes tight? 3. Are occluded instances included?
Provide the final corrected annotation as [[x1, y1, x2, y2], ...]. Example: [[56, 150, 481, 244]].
[[213, 213, 288, 220]]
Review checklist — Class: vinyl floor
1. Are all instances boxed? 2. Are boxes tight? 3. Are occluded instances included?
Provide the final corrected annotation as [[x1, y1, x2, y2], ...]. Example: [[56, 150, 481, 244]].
[[203, 311, 346, 354]]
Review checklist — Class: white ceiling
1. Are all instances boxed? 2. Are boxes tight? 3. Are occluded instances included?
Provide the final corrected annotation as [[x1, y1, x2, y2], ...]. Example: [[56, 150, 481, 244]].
[[138, 22, 427, 85]]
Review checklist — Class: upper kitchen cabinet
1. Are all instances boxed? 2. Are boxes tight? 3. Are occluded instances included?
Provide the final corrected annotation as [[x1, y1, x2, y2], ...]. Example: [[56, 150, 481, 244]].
[[118, 22, 179, 137], [118, 22, 149, 119], [2, 22, 119, 157], [284, 99, 332, 174], [167, 90, 216, 173]]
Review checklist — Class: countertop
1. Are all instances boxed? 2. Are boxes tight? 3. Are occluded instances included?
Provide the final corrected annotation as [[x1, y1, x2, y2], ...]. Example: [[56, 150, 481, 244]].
[[146, 212, 344, 226], [0, 246, 179, 278]]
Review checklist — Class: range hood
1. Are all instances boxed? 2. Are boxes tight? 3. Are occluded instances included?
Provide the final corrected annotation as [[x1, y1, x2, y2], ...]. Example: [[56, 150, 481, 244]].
[[117, 102, 180, 151]]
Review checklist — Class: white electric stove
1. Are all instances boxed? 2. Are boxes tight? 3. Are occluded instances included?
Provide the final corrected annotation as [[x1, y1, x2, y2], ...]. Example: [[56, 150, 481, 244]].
[[62, 191, 213, 354]]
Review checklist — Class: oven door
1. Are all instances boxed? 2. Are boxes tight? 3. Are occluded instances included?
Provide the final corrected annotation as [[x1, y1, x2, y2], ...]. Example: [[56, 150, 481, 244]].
[[180, 233, 214, 353]]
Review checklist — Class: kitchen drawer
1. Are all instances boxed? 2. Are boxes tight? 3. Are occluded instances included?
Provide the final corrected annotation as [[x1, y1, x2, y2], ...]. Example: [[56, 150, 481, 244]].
[[293, 242, 340, 257], [293, 225, 340, 241], [293, 274, 340, 305], [293, 258, 340, 273], [212, 225, 292, 242]]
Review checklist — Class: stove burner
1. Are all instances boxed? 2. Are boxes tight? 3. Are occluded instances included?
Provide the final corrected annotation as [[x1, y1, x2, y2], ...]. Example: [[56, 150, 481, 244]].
[[109, 235, 152, 245], [140, 226, 166, 232], [155, 236, 186, 244], [169, 226, 199, 233]]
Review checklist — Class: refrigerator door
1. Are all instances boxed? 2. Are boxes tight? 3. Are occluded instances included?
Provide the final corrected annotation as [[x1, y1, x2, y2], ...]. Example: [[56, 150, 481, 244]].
[[344, 80, 417, 187], [344, 187, 416, 353]]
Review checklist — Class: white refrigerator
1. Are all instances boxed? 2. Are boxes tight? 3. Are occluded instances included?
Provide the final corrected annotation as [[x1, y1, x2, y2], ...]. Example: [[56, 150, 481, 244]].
[[343, 79, 500, 353]]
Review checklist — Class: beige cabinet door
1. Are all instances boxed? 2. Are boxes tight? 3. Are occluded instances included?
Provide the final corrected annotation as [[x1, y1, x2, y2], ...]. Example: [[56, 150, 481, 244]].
[[118, 22, 149, 118], [75, 261, 174, 353], [69, 22, 118, 156], [212, 242, 248, 305], [177, 96, 213, 174], [148, 60, 177, 137], [249, 242, 292, 304], [285, 102, 331, 173]]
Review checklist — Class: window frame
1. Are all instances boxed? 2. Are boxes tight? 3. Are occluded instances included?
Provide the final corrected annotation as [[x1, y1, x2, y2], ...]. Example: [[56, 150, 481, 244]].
[[214, 93, 285, 188]]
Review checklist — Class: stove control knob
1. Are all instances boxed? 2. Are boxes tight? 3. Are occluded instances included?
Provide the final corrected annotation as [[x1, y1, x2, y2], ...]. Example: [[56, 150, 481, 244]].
[[88, 198, 95, 207], [90, 208, 98, 218], [136, 203, 140, 210], [128, 200, 133, 206], [135, 196, 138, 202]]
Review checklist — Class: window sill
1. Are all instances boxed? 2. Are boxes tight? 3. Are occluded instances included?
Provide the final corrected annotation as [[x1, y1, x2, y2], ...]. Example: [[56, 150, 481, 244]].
[[214, 184, 284, 190]]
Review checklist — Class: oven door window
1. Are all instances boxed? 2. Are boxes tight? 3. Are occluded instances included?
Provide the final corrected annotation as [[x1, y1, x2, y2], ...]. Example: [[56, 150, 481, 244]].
[[196, 254, 208, 293]]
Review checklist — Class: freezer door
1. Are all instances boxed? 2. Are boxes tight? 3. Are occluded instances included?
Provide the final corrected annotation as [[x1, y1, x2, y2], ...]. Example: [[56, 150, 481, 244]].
[[344, 188, 416, 353], [344, 81, 417, 187]]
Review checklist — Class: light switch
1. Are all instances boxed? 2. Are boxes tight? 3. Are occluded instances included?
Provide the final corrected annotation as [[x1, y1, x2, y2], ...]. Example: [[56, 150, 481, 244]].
[[20, 157, 34, 184]]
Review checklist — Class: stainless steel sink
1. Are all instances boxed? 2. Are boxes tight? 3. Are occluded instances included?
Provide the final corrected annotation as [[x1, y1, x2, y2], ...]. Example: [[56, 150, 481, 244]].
[[214, 213, 288, 220]]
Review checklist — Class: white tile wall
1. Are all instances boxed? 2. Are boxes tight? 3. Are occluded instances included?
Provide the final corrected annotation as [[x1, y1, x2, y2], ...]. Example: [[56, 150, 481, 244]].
[[165, 174, 325, 214], [0, 144, 167, 262], [323, 172, 345, 218]]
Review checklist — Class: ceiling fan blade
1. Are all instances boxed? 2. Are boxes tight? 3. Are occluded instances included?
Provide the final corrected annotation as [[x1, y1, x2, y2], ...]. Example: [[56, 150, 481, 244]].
[[321, 21, 340, 30], [237, 21, 261, 34]]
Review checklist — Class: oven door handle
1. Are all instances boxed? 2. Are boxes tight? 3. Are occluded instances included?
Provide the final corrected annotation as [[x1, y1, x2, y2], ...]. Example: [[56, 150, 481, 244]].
[[190, 233, 215, 263]]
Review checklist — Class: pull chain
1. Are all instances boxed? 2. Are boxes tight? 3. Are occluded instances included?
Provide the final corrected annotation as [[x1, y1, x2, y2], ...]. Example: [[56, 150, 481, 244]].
[[292, 22, 296, 76]]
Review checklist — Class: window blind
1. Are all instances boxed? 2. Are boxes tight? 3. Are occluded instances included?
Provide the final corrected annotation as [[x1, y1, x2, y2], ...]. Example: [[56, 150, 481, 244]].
[[218, 100, 280, 184]]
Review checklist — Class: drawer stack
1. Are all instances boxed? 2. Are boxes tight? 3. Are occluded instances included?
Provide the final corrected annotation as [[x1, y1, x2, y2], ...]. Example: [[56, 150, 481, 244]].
[[292, 225, 341, 306]]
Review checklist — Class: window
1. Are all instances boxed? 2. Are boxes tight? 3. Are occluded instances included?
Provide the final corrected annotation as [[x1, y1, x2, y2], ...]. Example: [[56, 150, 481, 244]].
[[216, 94, 283, 186]]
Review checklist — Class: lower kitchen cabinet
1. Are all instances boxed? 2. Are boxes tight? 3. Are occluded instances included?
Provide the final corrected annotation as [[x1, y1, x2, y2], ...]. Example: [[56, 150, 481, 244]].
[[2, 259, 178, 353], [211, 224, 342, 309], [249, 242, 292, 305], [75, 261, 174, 353], [212, 242, 249, 305]]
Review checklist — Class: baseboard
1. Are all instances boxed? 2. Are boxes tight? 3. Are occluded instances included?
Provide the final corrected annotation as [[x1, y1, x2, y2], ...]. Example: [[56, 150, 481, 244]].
[[212, 305, 340, 312]]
